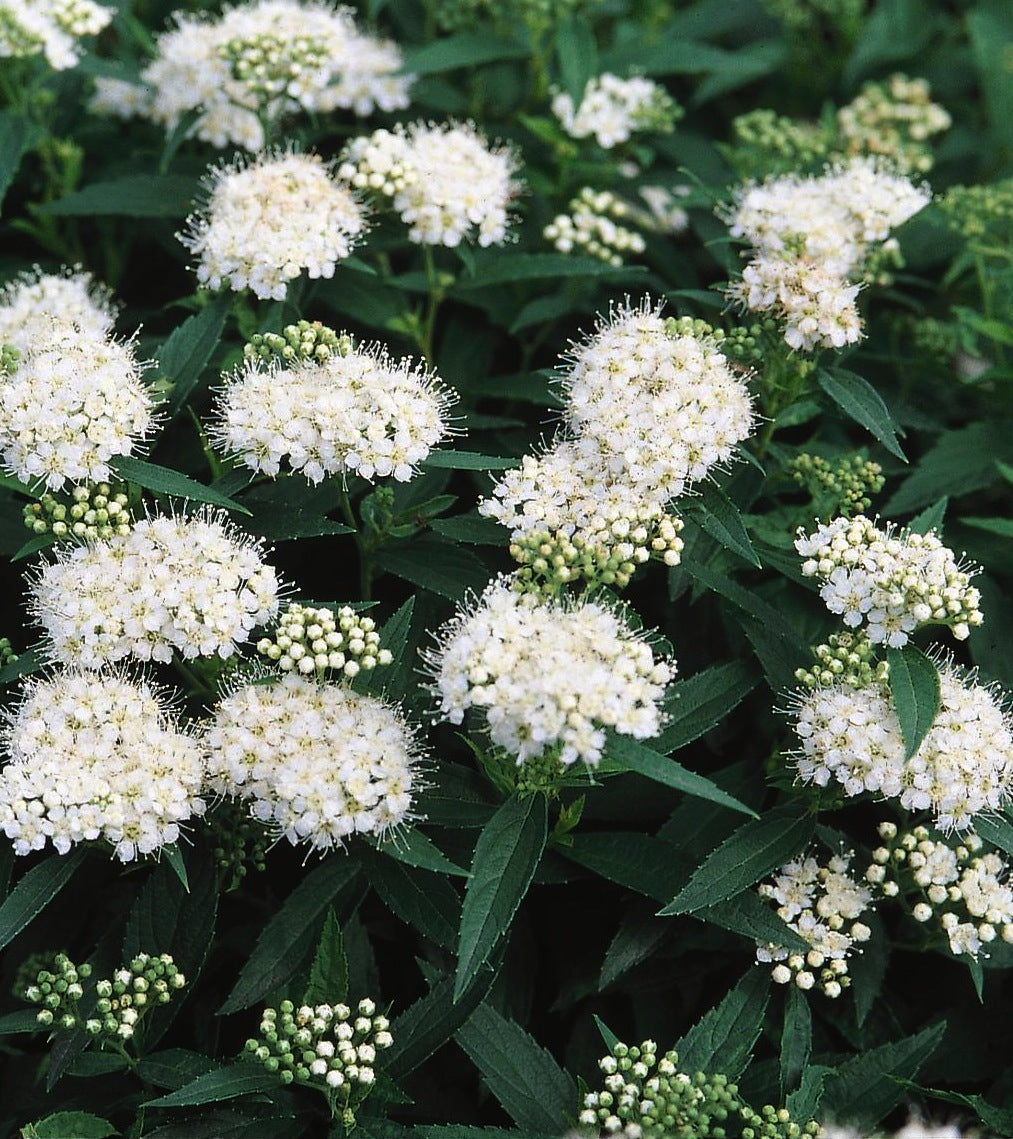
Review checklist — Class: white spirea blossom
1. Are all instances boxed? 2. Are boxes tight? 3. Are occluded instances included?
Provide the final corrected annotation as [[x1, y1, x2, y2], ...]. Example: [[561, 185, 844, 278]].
[[179, 152, 366, 301], [0, 267, 117, 350], [136, 0, 412, 151], [0, 0, 113, 70], [87, 76, 153, 119], [206, 674, 420, 850], [212, 340, 457, 483], [792, 665, 1013, 830], [0, 670, 206, 861], [551, 73, 680, 148], [424, 578, 674, 767], [796, 514, 982, 647], [0, 326, 156, 491], [757, 851, 873, 997], [544, 187, 646, 266], [340, 121, 520, 247], [824, 1120, 972, 1139], [30, 512, 280, 667]]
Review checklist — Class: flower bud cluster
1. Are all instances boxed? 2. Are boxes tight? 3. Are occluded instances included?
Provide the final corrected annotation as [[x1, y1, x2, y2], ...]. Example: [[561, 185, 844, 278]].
[[85, 954, 185, 1040], [24, 954, 91, 1031], [23, 483, 132, 542], [756, 851, 873, 998], [218, 28, 330, 105], [867, 821, 1013, 959], [246, 998, 391, 1119], [790, 453, 884, 518], [0, 637, 16, 670], [837, 74, 951, 174], [209, 799, 269, 890], [940, 179, 1013, 243], [664, 316, 775, 368], [544, 188, 646, 266], [244, 321, 352, 367], [794, 631, 889, 691], [728, 109, 832, 178], [257, 602, 392, 678], [551, 73, 682, 149], [796, 514, 982, 648], [0, 0, 113, 70]]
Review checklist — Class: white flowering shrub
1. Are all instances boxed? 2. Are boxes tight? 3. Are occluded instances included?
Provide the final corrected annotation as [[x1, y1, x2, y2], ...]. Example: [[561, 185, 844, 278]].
[[1, 2, 1012, 1137]]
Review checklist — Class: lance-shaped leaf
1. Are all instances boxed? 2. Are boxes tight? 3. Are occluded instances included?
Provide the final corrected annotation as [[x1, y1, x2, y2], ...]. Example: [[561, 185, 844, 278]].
[[887, 645, 941, 759]]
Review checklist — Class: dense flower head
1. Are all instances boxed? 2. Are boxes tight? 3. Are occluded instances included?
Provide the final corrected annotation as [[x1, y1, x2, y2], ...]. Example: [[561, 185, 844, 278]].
[[544, 187, 646, 266], [30, 510, 280, 667], [339, 121, 521, 247], [0, 669, 206, 861], [178, 151, 367, 301], [0, 267, 117, 350], [0, 325, 156, 491], [424, 578, 674, 767], [0, 0, 113, 70], [551, 72, 682, 148], [837, 74, 951, 173], [134, 0, 412, 150], [756, 851, 873, 997], [256, 602, 392, 677], [212, 338, 457, 482], [205, 674, 420, 850], [792, 663, 1013, 830], [796, 514, 982, 647]]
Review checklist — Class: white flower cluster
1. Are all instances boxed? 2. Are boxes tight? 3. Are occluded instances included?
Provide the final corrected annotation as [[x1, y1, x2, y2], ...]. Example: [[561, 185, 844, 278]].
[[824, 1122, 971, 1139], [339, 121, 520, 247], [868, 821, 1013, 958], [544, 187, 646, 266], [87, 953, 186, 1039], [838, 74, 952, 173], [725, 157, 931, 349], [0, 0, 113, 70], [792, 663, 1013, 831], [256, 602, 392, 677], [551, 73, 681, 149], [206, 674, 419, 851], [114, 0, 412, 150], [0, 325, 156, 492], [796, 514, 983, 647], [0, 670, 206, 861], [179, 151, 366, 301], [480, 301, 753, 577], [30, 511, 280, 667], [756, 851, 873, 997], [424, 578, 673, 767], [0, 266, 116, 350], [212, 337, 456, 482]]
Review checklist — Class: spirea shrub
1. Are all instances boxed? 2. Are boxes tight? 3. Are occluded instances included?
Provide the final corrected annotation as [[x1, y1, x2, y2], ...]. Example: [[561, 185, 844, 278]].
[[2, 1, 1013, 1136]]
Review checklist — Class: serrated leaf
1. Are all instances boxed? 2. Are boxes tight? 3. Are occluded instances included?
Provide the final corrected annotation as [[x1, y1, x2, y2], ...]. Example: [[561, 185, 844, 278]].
[[685, 562, 808, 656], [422, 451, 518, 471], [144, 1064, 281, 1108], [375, 828, 469, 877], [787, 1066, 831, 1124], [887, 645, 941, 760], [849, 910, 889, 1028], [674, 968, 769, 1079], [696, 888, 810, 952], [599, 910, 669, 989], [564, 832, 690, 902], [454, 252, 645, 290], [21, 1112, 118, 1138], [156, 296, 230, 418], [818, 368, 906, 460], [0, 646, 44, 686], [376, 536, 489, 602], [964, 516, 1013, 538], [659, 806, 815, 916], [654, 660, 759, 753], [162, 845, 189, 892], [430, 513, 506, 546], [0, 850, 86, 952], [112, 457, 251, 515], [303, 908, 348, 1007], [455, 1002, 576, 1132], [219, 858, 359, 1014], [135, 1049, 220, 1091], [686, 482, 760, 567], [555, 13, 597, 106], [39, 174, 200, 217], [605, 732, 756, 817], [0, 1009, 41, 1035], [364, 851, 460, 949], [780, 986, 811, 1097], [402, 32, 530, 74], [594, 1014, 621, 1053], [907, 497, 948, 535], [455, 794, 547, 1000]]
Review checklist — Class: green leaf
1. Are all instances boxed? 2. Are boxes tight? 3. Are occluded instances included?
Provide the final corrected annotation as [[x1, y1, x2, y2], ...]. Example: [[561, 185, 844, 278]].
[[111, 457, 251, 515], [659, 806, 815, 916], [886, 645, 941, 760], [430, 513, 506, 546], [422, 451, 518, 471], [594, 1014, 621, 1053], [696, 889, 810, 952], [156, 295, 230, 418], [402, 32, 530, 74], [819, 1022, 947, 1128], [850, 910, 889, 1028], [162, 845, 189, 892], [685, 562, 808, 656], [0, 1009, 41, 1035], [907, 497, 948, 535], [780, 986, 812, 1097], [555, 13, 597, 106], [454, 252, 645, 290], [455, 793, 547, 1000], [685, 482, 761, 567], [604, 732, 756, 817], [39, 174, 201, 217], [21, 1112, 118, 1138], [375, 828, 469, 877], [0, 850, 86, 952], [455, 1002, 577, 1133], [787, 1066, 832, 1124], [564, 832, 690, 902], [144, 1064, 281, 1108], [303, 908, 348, 1007], [135, 1049, 220, 1091], [964, 516, 1013, 538], [0, 112, 42, 213], [817, 368, 906, 461], [219, 858, 360, 1014], [599, 911, 669, 989], [654, 660, 760, 753], [376, 536, 490, 602], [967, 0, 1013, 161], [692, 39, 787, 103], [0, 646, 44, 686], [674, 968, 769, 1079], [364, 852, 460, 949]]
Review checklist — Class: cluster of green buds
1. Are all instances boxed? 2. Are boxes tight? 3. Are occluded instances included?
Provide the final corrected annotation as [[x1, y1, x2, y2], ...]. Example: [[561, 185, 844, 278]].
[[209, 798, 269, 890], [908, 316, 966, 364], [246, 998, 392, 1125], [727, 108, 831, 177], [23, 483, 132, 541], [940, 179, 1013, 243], [436, 0, 587, 34], [86, 954, 186, 1041], [665, 315, 776, 368], [244, 320, 352, 367], [544, 188, 647, 267], [219, 32, 329, 105], [758, 0, 864, 40], [578, 1039, 820, 1139], [0, 343, 18, 376], [837, 74, 951, 173], [789, 452, 884, 517], [794, 631, 889, 691], [0, 636, 17, 670], [257, 602, 392, 678], [510, 517, 684, 594], [24, 954, 90, 1031]]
